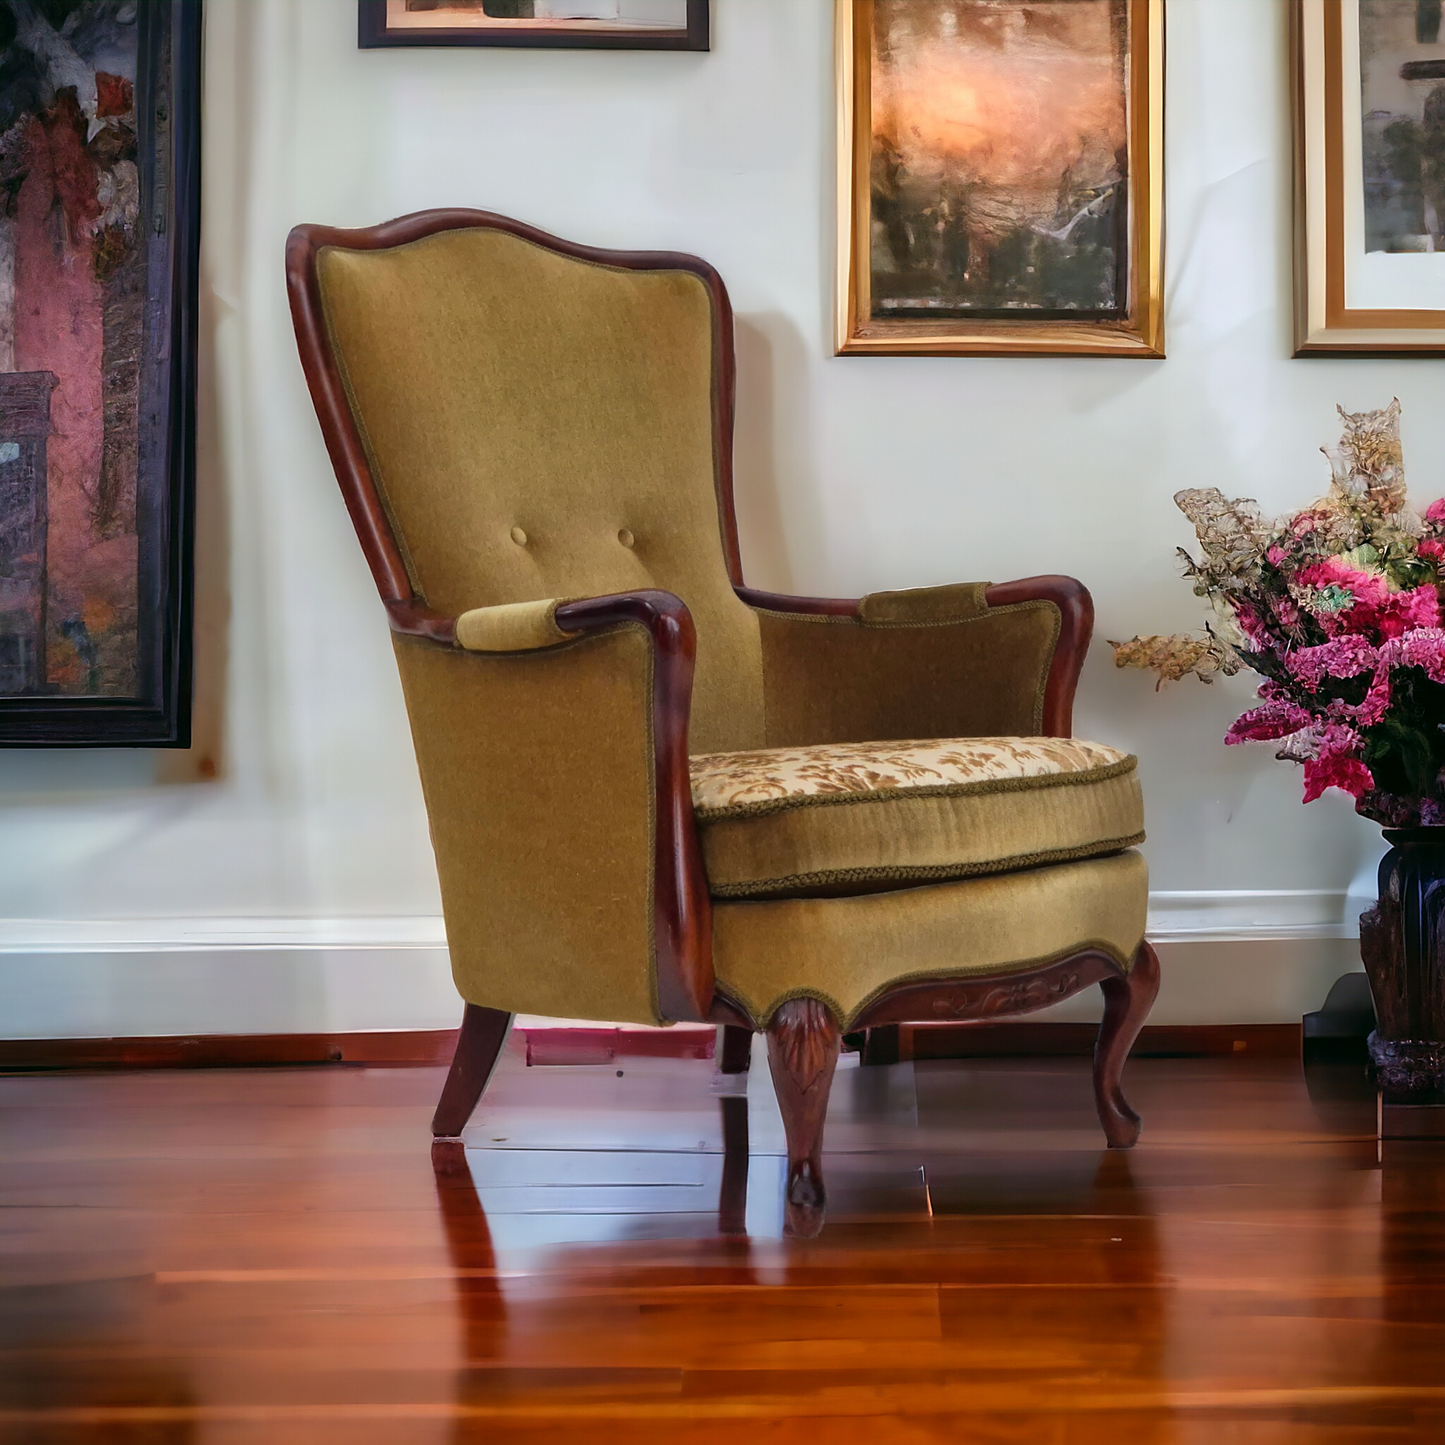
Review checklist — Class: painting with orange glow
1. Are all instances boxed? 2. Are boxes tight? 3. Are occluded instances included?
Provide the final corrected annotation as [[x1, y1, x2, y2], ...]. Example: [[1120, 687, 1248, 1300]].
[[870, 0, 1129, 318]]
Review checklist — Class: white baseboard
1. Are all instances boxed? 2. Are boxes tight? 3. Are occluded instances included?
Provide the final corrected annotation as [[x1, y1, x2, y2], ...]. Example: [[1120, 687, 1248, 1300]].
[[0, 893, 1365, 1039]]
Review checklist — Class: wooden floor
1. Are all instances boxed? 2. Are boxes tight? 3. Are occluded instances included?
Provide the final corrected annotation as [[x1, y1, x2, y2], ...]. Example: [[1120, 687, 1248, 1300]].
[[2, 1038, 1443, 1443]]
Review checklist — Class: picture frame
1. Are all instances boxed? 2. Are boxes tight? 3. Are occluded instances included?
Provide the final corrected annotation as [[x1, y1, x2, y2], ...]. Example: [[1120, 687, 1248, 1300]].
[[1293, 0, 1445, 355], [835, 0, 1164, 358], [0, 0, 200, 746], [358, 0, 710, 51]]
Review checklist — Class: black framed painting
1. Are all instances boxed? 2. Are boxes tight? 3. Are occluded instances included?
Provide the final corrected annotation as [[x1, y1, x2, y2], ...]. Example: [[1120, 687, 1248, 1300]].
[[0, 0, 200, 747], [358, 0, 709, 51]]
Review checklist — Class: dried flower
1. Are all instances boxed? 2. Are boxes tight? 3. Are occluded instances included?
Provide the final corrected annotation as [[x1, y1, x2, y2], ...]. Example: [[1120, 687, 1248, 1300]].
[[1110, 634, 1238, 685], [1332, 399, 1405, 515]]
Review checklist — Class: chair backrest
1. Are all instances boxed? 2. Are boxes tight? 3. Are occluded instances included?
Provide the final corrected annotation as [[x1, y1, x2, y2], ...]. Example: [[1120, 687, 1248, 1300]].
[[287, 210, 766, 755]]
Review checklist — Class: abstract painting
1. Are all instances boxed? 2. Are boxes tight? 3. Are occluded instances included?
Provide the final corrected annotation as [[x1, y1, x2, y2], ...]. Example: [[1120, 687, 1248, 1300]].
[[836, 0, 1163, 356], [0, 0, 198, 743], [358, 0, 709, 49]]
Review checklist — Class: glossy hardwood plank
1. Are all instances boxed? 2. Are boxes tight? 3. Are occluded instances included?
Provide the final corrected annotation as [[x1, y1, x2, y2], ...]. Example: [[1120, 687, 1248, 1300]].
[[1, 1045, 1442, 1442]]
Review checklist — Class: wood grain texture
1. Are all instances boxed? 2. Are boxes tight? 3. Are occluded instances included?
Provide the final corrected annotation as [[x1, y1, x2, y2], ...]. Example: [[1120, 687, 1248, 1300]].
[[1, 1052, 1441, 1442], [0, 1027, 463, 1071]]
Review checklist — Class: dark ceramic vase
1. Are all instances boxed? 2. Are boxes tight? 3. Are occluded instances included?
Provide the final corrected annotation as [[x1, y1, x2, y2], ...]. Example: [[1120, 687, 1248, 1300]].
[[1360, 828, 1445, 1102]]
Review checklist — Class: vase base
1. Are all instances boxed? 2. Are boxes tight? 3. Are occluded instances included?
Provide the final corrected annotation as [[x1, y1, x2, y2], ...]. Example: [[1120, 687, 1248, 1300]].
[[1367, 1034, 1445, 1101], [1379, 1096, 1445, 1141]]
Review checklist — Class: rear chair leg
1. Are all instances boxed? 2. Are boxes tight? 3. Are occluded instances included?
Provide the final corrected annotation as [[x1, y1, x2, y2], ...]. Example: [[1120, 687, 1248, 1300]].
[[432, 1004, 514, 1170], [1093, 941, 1160, 1149], [719, 1024, 753, 1074], [766, 998, 841, 1238]]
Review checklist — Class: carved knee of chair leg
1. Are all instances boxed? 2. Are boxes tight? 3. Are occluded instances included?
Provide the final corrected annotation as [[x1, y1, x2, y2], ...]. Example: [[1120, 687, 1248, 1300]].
[[1093, 941, 1160, 1149], [766, 997, 841, 1238]]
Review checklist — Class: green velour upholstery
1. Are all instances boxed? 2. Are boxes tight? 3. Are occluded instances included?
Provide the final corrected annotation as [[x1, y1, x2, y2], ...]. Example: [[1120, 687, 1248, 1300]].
[[314, 225, 1148, 1026]]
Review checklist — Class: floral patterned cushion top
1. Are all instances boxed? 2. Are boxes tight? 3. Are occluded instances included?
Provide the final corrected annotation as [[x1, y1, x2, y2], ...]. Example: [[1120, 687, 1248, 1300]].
[[690, 737, 1133, 817]]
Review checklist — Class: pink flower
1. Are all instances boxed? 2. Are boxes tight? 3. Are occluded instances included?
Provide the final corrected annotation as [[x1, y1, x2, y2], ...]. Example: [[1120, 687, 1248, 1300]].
[[1303, 753, 1375, 803], [1225, 701, 1313, 744], [1377, 627, 1445, 683], [1231, 602, 1273, 649], [1296, 557, 1390, 603], [1375, 585, 1441, 639], [1420, 539, 1445, 564], [1426, 498, 1445, 525], [1286, 634, 1380, 688], [1356, 671, 1393, 725], [1267, 544, 1290, 567]]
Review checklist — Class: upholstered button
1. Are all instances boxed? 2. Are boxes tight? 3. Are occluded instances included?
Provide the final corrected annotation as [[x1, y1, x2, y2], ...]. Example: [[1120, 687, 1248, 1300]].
[[618, 528, 635, 548], [510, 526, 528, 546]]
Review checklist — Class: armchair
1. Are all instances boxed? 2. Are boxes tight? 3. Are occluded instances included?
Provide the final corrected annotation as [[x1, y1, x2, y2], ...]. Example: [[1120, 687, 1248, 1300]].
[[287, 209, 1157, 1236]]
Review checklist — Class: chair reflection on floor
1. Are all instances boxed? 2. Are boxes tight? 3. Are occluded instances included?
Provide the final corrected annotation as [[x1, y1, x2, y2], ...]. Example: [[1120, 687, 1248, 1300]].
[[432, 1138, 508, 1358], [433, 1093, 752, 1255]]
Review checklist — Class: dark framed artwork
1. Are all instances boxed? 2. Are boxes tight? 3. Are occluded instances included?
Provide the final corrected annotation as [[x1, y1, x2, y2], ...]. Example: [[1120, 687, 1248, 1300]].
[[358, 0, 709, 50], [1293, 0, 1445, 354], [0, 0, 199, 746], [836, 0, 1164, 357]]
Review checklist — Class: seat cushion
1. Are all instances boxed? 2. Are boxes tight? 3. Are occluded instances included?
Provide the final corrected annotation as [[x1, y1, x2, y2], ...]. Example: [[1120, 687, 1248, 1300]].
[[690, 737, 1143, 900]]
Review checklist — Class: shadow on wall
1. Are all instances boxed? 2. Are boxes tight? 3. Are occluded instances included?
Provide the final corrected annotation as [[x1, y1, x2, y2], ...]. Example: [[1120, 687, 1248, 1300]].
[[732, 313, 826, 591], [156, 278, 231, 786]]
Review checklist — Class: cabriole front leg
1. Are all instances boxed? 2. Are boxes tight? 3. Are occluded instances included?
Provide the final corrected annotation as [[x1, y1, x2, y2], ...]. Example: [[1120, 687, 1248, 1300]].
[[1093, 941, 1159, 1148], [766, 998, 841, 1238]]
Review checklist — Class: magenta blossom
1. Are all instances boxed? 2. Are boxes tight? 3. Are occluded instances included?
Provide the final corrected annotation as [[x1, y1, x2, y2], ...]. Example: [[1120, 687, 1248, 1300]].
[[1375, 585, 1441, 638], [1286, 634, 1379, 688], [1231, 601, 1274, 649], [1296, 556, 1388, 596], [1225, 701, 1313, 744], [1302, 752, 1374, 803], [1376, 628, 1445, 684], [1426, 498, 1445, 525]]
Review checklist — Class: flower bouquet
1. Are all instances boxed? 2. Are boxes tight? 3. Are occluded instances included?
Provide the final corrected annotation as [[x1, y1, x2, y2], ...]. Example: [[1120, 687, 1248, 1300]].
[[1115, 399, 1445, 1102], [1114, 399, 1445, 829]]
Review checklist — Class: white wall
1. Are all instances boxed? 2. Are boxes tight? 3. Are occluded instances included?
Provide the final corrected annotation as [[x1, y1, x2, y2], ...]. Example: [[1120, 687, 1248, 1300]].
[[1, 0, 1432, 1038]]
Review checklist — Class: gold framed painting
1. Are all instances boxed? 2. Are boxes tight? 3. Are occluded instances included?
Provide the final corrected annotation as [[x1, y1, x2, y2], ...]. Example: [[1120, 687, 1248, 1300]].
[[1294, 0, 1445, 354], [835, 0, 1164, 358]]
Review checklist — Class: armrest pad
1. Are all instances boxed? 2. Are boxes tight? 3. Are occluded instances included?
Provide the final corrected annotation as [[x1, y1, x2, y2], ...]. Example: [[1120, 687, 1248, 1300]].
[[857, 582, 990, 626], [455, 598, 577, 653]]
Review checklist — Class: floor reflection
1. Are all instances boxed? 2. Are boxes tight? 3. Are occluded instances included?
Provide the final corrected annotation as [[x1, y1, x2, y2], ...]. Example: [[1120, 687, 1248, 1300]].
[[436, 1052, 1171, 1441]]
